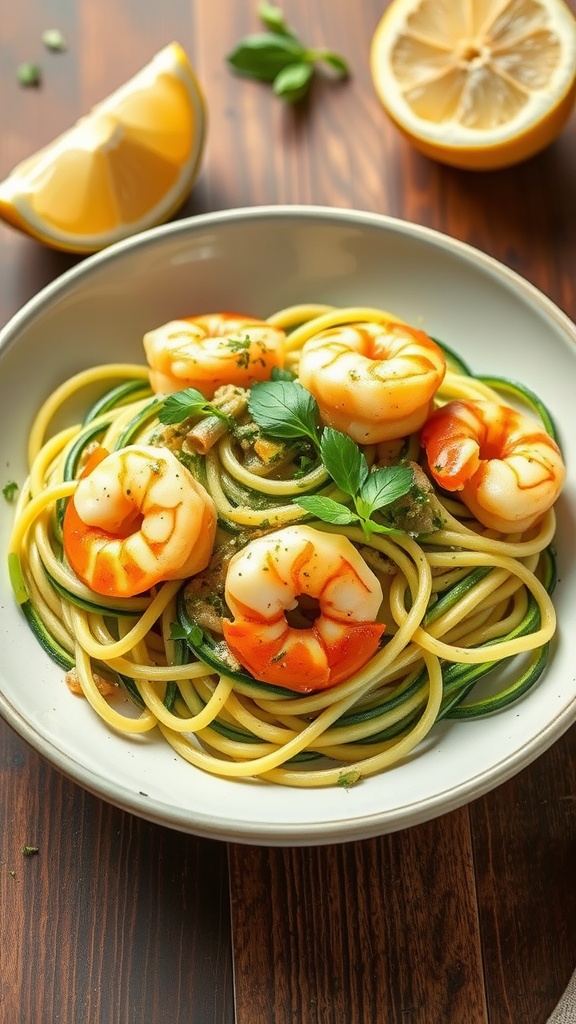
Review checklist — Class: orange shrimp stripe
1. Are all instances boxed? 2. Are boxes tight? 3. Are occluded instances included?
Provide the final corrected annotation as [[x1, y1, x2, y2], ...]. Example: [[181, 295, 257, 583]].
[[222, 618, 384, 694]]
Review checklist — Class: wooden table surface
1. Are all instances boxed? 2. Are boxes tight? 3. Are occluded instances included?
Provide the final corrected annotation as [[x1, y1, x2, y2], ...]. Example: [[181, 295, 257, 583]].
[[2, 2, 576, 1021]]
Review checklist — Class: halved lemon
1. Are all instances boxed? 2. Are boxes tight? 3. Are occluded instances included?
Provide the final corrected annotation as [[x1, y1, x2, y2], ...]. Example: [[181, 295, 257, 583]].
[[0, 42, 207, 253], [370, 0, 576, 170]]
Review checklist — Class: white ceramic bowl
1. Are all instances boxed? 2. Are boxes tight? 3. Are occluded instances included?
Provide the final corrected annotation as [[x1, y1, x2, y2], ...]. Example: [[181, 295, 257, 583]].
[[1, 206, 575, 846]]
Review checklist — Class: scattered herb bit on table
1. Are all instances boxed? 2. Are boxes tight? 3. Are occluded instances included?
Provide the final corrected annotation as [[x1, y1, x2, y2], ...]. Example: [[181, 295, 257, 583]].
[[42, 29, 67, 52], [226, 2, 349, 103], [17, 62, 42, 88]]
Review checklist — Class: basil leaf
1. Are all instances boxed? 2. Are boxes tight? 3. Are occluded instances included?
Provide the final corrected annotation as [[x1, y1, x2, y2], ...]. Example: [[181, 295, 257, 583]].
[[248, 380, 320, 443], [295, 495, 358, 525], [273, 61, 313, 102], [159, 388, 230, 426], [257, 2, 294, 36], [360, 466, 414, 512], [316, 50, 349, 76], [320, 428, 369, 497], [226, 32, 305, 82]]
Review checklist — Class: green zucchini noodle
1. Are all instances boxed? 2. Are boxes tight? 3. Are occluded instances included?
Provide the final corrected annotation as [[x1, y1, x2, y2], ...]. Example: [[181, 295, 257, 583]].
[[7, 304, 561, 788]]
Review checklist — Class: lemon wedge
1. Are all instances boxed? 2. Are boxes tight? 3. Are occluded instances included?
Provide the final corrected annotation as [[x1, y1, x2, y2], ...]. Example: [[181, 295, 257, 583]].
[[370, 0, 576, 170], [0, 42, 207, 252]]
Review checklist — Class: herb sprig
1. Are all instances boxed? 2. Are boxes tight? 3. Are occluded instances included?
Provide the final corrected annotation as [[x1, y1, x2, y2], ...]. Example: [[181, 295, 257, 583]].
[[226, 3, 349, 104], [248, 380, 414, 539], [158, 388, 234, 427]]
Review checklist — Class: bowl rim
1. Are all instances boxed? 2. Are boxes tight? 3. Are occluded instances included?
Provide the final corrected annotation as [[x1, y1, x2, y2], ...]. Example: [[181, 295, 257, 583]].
[[2, 204, 575, 349]]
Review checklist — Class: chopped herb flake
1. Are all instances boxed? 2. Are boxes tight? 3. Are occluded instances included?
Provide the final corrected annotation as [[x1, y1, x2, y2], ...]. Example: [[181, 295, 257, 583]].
[[3, 481, 18, 502], [17, 62, 41, 87], [42, 29, 67, 52]]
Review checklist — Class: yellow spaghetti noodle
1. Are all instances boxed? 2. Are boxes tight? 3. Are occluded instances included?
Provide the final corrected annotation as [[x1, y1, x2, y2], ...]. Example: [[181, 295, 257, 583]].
[[7, 305, 561, 788]]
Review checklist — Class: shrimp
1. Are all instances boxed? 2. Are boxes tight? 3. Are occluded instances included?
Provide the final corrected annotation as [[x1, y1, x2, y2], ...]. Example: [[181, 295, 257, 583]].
[[221, 525, 385, 693], [297, 317, 446, 444], [421, 399, 566, 533], [143, 312, 286, 398], [62, 445, 217, 598]]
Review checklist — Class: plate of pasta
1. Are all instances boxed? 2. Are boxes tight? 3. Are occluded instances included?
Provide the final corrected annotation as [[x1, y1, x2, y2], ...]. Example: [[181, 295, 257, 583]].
[[1, 205, 575, 846]]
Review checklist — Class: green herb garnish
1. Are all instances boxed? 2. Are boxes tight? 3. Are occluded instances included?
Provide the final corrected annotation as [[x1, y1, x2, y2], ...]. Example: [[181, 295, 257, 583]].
[[42, 29, 67, 52], [226, 335, 252, 367], [258, 1, 295, 34], [226, 2, 349, 104], [17, 62, 41, 87], [248, 379, 320, 443], [299, 429, 414, 540], [337, 768, 361, 789], [158, 388, 234, 427], [248, 380, 414, 540], [319, 427, 367, 498], [3, 481, 19, 502]]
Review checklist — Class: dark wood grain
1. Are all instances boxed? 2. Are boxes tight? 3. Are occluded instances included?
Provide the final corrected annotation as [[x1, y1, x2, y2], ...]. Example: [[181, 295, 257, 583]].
[[1, 1, 576, 1023], [473, 728, 576, 1024], [230, 811, 487, 1024], [0, 724, 234, 1023]]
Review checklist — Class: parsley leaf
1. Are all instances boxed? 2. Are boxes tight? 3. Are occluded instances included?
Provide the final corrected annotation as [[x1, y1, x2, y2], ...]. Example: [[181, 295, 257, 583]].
[[158, 388, 233, 426], [320, 428, 369, 497], [359, 465, 414, 514], [224, 333, 268, 370], [248, 379, 320, 444], [296, 495, 358, 526], [295, 428, 415, 540]]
